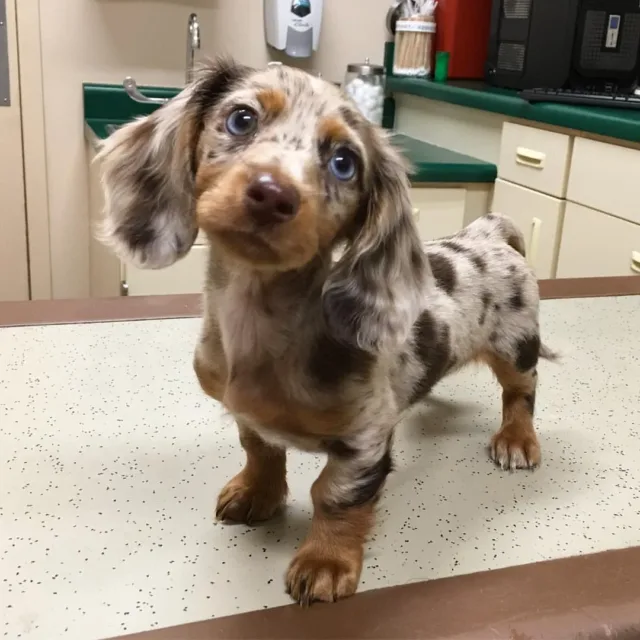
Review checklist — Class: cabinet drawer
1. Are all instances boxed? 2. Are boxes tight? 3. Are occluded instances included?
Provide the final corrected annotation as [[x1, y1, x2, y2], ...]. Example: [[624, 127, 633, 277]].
[[124, 245, 208, 296], [567, 137, 640, 226], [410, 188, 466, 241], [498, 122, 572, 198], [556, 202, 640, 278], [491, 179, 565, 279]]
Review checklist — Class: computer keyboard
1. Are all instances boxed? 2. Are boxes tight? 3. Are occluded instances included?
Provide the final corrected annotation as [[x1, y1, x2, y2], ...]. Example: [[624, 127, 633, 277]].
[[519, 87, 640, 110]]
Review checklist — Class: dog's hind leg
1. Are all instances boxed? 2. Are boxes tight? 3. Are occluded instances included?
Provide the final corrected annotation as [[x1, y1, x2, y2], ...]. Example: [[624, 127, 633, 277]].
[[484, 345, 541, 471]]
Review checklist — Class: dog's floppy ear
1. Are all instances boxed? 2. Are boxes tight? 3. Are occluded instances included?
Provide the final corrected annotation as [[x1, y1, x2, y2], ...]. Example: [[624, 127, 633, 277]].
[[96, 58, 249, 269], [322, 130, 429, 354]]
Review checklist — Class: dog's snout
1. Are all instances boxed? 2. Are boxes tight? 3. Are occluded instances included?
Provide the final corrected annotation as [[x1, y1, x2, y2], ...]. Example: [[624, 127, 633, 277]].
[[245, 173, 300, 224]]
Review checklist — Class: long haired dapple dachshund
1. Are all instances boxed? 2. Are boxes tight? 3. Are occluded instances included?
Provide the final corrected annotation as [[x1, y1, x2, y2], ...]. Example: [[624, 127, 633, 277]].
[[98, 59, 554, 605]]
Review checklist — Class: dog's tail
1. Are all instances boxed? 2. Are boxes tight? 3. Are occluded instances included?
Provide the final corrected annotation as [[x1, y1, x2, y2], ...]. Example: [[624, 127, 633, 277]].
[[491, 213, 527, 257], [498, 215, 527, 258], [465, 213, 527, 257], [540, 343, 560, 363]]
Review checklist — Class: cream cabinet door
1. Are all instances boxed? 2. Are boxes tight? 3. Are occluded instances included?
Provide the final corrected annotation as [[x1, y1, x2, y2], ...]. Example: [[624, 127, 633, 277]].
[[498, 122, 572, 198], [491, 179, 565, 279], [410, 188, 466, 242], [568, 137, 640, 226], [123, 245, 208, 296], [556, 202, 640, 278], [0, 0, 29, 300]]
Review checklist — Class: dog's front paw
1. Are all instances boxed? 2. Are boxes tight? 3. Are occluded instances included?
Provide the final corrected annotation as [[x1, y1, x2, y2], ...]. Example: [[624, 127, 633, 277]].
[[490, 429, 541, 470], [216, 471, 286, 525], [285, 544, 362, 606]]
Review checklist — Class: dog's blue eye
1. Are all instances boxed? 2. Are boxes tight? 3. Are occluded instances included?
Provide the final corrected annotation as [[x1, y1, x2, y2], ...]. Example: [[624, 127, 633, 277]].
[[226, 107, 258, 136], [329, 148, 357, 181]]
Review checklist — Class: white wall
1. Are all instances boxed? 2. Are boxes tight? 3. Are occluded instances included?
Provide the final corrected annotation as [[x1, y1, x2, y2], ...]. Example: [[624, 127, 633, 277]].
[[32, 0, 390, 298]]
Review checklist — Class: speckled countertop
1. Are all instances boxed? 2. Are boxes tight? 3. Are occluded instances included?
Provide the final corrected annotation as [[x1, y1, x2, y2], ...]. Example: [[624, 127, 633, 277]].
[[1, 296, 639, 640]]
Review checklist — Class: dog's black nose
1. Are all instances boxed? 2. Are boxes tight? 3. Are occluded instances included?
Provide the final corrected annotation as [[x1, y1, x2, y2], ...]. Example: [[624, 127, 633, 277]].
[[245, 173, 300, 224]]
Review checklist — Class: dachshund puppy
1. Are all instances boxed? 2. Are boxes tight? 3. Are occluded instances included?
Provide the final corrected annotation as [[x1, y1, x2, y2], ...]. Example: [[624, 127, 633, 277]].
[[98, 58, 552, 605]]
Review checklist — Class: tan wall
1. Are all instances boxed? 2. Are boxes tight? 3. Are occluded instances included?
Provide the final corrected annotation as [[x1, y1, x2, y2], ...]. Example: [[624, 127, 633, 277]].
[[31, 0, 389, 299], [0, 0, 29, 301]]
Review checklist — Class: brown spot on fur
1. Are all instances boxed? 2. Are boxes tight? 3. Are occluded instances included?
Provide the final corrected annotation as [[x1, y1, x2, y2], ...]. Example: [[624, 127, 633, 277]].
[[515, 334, 540, 372], [441, 240, 470, 254], [471, 254, 487, 273], [427, 252, 457, 295], [339, 106, 361, 130], [216, 424, 287, 524], [334, 449, 393, 509], [484, 352, 540, 469], [509, 285, 525, 310], [410, 311, 451, 403], [308, 333, 374, 388], [256, 88, 287, 119], [322, 438, 357, 458], [480, 292, 491, 325]]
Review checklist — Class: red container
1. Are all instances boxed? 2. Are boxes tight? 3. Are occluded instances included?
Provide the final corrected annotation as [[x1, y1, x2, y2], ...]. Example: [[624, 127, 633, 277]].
[[435, 0, 493, 79]]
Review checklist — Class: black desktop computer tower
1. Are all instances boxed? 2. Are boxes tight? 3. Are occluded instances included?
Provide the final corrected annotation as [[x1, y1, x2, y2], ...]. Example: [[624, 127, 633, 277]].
[[486, 0, 640, 90]]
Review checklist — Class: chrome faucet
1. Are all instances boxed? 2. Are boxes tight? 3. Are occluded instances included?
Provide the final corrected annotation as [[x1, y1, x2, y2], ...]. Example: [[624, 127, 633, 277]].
[[123, 76, 169, 105], [186, 13, 201, 84], [123, 13, 201, 106]]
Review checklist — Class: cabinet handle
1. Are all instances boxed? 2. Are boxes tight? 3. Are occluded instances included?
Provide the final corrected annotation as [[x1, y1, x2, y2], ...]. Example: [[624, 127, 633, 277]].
[[412, 207, 420, 220], [516, 147, 546, 169], [527, 217, 542, 270], [631, 251, 640, 274]]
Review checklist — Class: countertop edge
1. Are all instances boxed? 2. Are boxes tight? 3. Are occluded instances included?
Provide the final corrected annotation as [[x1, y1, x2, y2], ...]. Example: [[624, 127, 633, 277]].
[[387, 77, 640, 144], [111, 546, 640, 640], [2, 276, 639, 328]]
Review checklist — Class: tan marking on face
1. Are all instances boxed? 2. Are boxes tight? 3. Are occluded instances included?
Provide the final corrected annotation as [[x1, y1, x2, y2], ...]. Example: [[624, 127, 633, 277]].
[[318, 116, 351, 144], [256, 88, 287, 118], [194, 163, 225, 200]]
